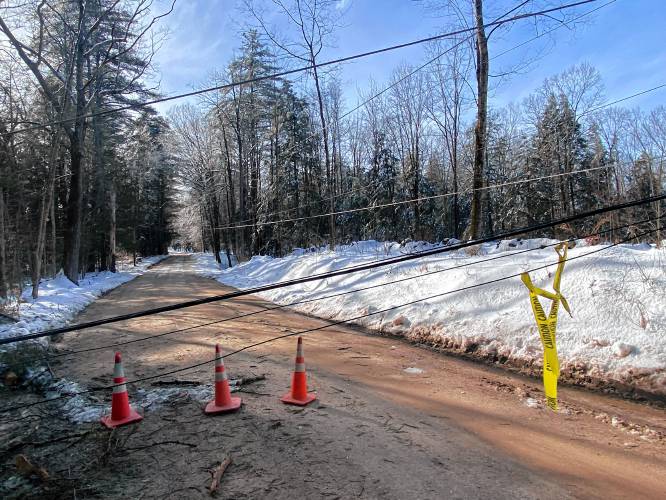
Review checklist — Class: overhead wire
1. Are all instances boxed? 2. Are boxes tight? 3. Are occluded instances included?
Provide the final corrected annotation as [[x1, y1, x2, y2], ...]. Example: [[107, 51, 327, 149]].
[[581, 84, 666, 117], [211, 0, 614, 229], [49, 215, 655, 358], [1, 222, 657, 415], [0, 0, 599, 137], [1, 192, 663, 347], [214, 160, 642, 230]]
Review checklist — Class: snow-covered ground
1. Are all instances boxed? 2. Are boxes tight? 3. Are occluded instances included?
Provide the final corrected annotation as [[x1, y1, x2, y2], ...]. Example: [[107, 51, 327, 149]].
[[0, 255, 167, 344], [194, 240, 666, 395]]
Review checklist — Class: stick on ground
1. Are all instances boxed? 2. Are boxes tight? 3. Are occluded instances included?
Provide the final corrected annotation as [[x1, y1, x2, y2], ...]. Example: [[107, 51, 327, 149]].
[[209, 456, 232, 495]]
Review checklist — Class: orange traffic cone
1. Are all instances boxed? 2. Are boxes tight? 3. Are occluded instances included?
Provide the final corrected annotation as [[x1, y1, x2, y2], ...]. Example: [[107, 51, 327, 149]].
[[281, 337, 316, 406], [205, 344, 242, 415], [100, 352, 143, 429]]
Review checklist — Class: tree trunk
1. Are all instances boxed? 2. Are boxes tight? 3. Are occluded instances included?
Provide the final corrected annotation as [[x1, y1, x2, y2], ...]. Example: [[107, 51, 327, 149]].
[[209, 193, 222, 264], [133, 203, 138, 266], [657, 160, 664, 248], [63, 129, 84, 284], [452, 161, 459, 238], [412, 140, 421, 239], [92, 94, 107, 271], [0, 188, 7, 299], [62, 4, 87, 284], [234, 105, 246, 259], [249, 137, 260, 256], [221, 123, 237, 260], [311, 59, 335, 250], [109, 186, 117, 272], [467, 0, 489, 240], [50, 193, 57, 276], [32, 137, 60, 298]]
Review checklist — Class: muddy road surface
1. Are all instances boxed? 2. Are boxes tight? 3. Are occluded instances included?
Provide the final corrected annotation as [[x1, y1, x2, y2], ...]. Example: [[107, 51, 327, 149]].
[[1, 255, 665, 499]]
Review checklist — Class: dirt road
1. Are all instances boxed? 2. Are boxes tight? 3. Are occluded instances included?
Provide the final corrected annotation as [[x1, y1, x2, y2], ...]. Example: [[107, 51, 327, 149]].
[[3, 255, 665, 499]]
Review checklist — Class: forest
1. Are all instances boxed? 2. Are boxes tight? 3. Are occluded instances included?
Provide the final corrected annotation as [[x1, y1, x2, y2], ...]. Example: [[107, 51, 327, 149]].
[[0, 0, 664, 303]]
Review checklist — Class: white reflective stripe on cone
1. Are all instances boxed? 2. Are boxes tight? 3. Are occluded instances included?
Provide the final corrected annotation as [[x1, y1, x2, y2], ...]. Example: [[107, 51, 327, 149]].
[[295, 362, 305, 372], [113, 362, 124, 378], [113, 383, 127, 394], [215, 370, 228, 381]]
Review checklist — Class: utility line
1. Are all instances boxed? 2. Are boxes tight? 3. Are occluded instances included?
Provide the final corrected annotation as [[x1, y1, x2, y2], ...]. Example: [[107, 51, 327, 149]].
[[209, 0, 613, 228], [49, 216, 654, 358], [216, 157, 660, 231], [1, 193, 662, 346], [219, 74, 658, 232], [580, 83, 666, 117], [0, 224, 656, 415], [0, 0, 598, 137]]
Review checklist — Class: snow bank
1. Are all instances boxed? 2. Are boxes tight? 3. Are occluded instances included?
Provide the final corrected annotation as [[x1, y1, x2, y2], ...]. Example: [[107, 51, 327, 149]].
[[193, 240, 666, 396], [190, 252, 237, 279], [0, 255, 167, 345]]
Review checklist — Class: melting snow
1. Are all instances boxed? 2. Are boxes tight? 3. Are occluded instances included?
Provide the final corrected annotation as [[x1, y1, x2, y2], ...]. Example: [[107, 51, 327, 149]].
[[193, 239, 666, 395], [0, 256, 167, 345]]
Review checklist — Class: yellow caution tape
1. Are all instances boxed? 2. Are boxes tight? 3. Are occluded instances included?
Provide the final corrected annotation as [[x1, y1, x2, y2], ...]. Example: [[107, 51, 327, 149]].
[[521, 243, 571, 411]]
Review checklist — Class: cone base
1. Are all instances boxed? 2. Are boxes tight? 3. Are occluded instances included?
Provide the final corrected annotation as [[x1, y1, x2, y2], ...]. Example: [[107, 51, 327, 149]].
[[204, 397, 242, 415], [100, 407, 143, 429], [281, 392, 317, 406]]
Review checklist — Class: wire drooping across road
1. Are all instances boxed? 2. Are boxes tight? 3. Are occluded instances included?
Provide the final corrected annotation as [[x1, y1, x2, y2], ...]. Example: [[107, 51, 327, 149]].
[[1, 193, 663, 347], [49, 216, 654, 358], [214, 160, 648, 231], [0, 224, 657, 415]]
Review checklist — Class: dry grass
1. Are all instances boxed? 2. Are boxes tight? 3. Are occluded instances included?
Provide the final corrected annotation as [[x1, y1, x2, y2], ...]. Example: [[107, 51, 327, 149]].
[[464, 244, 482, 256]]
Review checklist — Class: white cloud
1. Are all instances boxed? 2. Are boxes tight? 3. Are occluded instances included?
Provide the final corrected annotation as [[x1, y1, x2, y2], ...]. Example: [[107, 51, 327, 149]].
[[336, 0, 351, 12]]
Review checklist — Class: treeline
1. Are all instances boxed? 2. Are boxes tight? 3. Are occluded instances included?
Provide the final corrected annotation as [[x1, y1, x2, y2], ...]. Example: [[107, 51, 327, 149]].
[[172, 32, 664, 263], [0, 0, 174, 301], [1, 0, 664, 306]]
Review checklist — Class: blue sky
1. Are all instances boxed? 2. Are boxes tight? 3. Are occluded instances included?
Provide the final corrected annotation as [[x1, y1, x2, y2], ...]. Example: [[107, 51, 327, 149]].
[[150, 0, 666, 115]]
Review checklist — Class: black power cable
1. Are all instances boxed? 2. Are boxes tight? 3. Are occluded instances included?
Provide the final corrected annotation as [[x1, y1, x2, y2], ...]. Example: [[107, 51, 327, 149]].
[[1, 193, 663, 346], [0, 0, 598, 137], [49, 216, 653, 358], [200, 0, 616, 229], [214, 163, 630, 231], [0, 225, 656, 415]]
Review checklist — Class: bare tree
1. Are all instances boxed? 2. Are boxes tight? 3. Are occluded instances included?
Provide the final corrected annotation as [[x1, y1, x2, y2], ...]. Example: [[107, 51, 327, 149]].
[[245, 0, 342, 249], [427, 38, 472, 237], [388, 64, 428, 239], [543, 62, 604, 119]]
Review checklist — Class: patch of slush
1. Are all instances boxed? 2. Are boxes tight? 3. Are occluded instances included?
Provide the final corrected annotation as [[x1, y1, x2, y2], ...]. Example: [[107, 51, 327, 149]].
[[45, 379, 244, 424], [524, 397, 542, 409]]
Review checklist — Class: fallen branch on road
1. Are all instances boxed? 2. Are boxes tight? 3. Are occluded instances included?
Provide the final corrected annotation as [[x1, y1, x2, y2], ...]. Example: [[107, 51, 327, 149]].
[[229, 374, 266, 387], [209, 456, 232, 495], [124, 440, 198, 451], [151, 379, 201, 387]]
